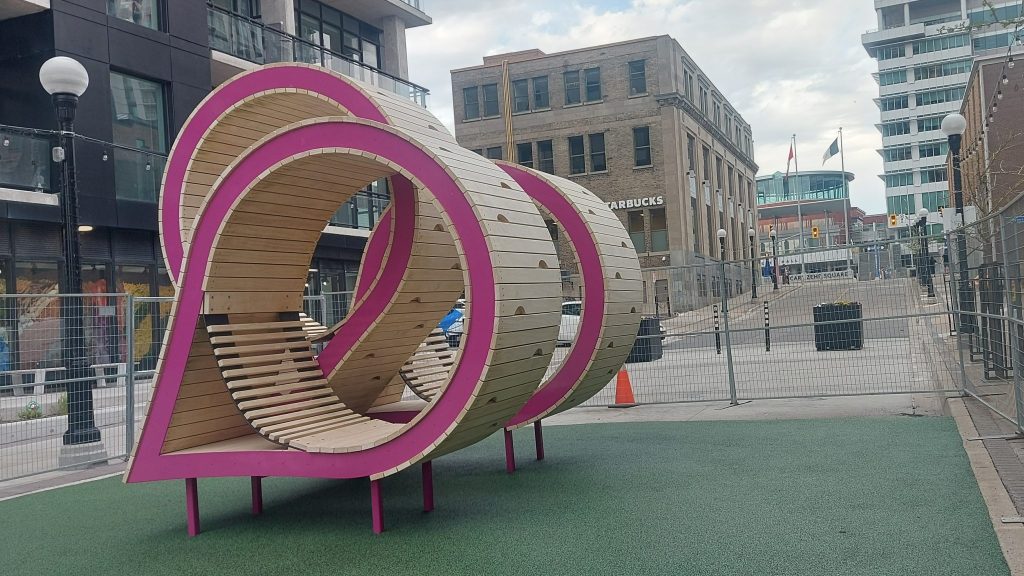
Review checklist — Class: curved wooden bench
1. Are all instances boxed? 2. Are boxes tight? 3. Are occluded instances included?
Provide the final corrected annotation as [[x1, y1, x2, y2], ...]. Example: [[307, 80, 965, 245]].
[[400, 328, 456, 402], [298, 312, 330, 341], [206, 313, 401, 448]]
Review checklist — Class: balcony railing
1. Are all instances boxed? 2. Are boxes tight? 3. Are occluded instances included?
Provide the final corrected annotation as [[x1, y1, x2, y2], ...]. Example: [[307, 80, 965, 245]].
[[399, 0, 423, 10], [0, 130, 52, 193], [208, 5, 429, 107]]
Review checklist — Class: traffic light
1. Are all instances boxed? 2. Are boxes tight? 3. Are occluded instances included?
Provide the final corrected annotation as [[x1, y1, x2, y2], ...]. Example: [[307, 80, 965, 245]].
[[811, 226, 819, 239], [889, 214, 898, 227]]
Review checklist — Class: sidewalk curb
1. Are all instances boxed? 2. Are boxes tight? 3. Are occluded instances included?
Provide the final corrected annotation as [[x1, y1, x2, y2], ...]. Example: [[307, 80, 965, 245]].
[[949, 397, 1024, 575]]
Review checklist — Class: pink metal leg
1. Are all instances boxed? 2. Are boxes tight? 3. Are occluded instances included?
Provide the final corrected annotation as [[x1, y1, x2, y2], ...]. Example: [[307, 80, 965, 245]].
[[504, 428, 516, 474], [370, 479, 384, 534], [422, 461, 434, 513], [251, 476, 263, 516], [185, 478, 200, 537], [534, 420, 545, 461]]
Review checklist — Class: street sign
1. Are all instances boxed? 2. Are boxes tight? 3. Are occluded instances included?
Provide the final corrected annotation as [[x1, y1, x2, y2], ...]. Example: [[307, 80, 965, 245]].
[[1012, 215, 1024, 224]]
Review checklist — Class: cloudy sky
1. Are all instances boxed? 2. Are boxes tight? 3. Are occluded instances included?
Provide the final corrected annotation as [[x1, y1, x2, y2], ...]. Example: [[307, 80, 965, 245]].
[[406, 0, 888, 213]]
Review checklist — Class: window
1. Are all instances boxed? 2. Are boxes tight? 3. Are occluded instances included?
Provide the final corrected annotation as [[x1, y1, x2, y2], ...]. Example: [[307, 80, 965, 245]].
[[918, 142, 949, 158], [883, 146, 912, 162], [912, 34, 968, 54], [970, 3, 1024, 24], [485, 146, 503, 160], [922, 191, 948, 212], [683, 68, 694, 100], [471, 149, 482, 156], [974, 31, 1024, 51], [512, 79, 530, 113], [532, 76, 549, 109], [687, 134, 697, 174], [917, 116, 943, 132], [295, 0, 382, 68], [633, 126, 652, 167], [915, 87, 965, 107], [463, 87, 480, 120], [211, 0, 259, 17], [568, 136, 586, 175], [876, 45, 905, 60], [880, 95, 909, 111], [887, 193, 916, 214], [628, 210, 646, 252], [517, 142, 533, 168], [914, 59, 971, 80], [628, 60, 647, 95], [884, 172, 914, 189], [110, 72, 167, 202], [537, 140, 554, 174], [713, 101, 721, 127], [584, 67, 602, 102], [699, 84, 709, 115], [879, 69, 907, 86], [482, 84, 499, 117], [588, 133, 607, 172], [702, 146, 711, 180], [564, 71, 581, 105], [108, 0, 161, 30], [881, 121, 910, 137], [650, 208, 668, 251], [920, 167, 947, 184]]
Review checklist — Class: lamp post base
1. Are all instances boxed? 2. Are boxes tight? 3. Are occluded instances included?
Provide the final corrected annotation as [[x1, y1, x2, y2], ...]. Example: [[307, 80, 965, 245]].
[[57, 441, 108, 469]]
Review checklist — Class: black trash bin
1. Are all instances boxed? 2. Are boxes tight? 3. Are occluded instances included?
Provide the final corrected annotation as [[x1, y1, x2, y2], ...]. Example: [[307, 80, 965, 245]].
[[812, 302, 863, 351], [626, 316, 664, 363]]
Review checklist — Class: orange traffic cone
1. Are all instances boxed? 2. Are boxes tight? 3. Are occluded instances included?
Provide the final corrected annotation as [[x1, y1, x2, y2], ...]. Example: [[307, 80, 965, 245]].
[[610, 369, 638, 408]]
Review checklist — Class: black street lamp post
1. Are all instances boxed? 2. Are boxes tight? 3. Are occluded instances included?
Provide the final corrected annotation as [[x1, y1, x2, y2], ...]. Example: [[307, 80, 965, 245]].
[[942, 113, 973, 333], [40, 57, 102, 449], [769, 227, 779, 291], [748, 228, 758, 300]]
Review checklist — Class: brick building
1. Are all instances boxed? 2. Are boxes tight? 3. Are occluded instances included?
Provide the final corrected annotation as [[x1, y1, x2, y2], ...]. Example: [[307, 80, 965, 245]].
[[450, 36, 757, 314]]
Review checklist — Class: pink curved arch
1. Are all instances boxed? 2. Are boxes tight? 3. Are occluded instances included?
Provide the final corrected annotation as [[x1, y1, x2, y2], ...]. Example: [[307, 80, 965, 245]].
[[160, 66, 389, 284], [499, 165, 607, 427], [128, 122, 497, 482]]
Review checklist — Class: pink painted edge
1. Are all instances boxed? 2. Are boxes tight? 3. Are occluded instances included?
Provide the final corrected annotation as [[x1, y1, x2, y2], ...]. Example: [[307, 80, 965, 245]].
[[160, 66, 388, 283], [128, 121, 495, 482], [499, 164, 607, 427]]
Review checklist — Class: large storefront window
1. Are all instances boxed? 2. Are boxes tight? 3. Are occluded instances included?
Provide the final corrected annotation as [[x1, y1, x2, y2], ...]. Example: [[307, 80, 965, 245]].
[[108, 0, 162, 31], [14, 261, 59, 370], [111, 72, 168, 202]]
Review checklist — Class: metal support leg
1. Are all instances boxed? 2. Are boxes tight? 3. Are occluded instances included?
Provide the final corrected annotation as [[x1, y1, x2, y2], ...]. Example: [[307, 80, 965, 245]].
[[422, 461, 434, 513], [185, 478, 200, 537], [534, 420, 545, 461], [251, 476, 263, 516], [504, 428, 515, 474], [370, 479, 384, 534]]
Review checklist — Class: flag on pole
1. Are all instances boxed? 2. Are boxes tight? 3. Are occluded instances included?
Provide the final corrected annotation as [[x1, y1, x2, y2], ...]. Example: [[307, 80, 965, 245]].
[[822, 138, 839, 165], [785, 143, 794, 180]]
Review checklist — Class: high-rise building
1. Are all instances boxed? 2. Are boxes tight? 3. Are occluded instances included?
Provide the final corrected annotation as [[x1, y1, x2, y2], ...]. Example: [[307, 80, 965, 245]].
[[450, 36, 757, 314], [0, 0, 429, 370], [862, 0, 1023, 227]]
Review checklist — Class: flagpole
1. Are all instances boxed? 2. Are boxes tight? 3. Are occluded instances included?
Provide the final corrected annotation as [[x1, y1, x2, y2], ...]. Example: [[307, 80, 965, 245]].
[[793, 134, 805, 275], [839, 127, 851, 271]]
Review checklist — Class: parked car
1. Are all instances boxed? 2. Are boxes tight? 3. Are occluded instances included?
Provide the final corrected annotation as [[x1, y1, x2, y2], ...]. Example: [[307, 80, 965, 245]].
[[440, 299, 466, 347], [558, 301, 582, 346]]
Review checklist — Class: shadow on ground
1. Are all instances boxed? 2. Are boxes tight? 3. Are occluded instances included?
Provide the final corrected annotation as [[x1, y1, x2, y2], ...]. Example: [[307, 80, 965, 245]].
[[0, 418, 1007, 576]]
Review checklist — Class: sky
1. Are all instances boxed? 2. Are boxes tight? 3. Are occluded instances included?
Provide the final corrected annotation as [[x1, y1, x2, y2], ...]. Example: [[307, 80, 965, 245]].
[[405, 0, 889, 214]]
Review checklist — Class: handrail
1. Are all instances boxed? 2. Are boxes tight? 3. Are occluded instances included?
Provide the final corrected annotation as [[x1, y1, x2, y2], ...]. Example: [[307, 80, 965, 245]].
[[207, 4, 429, 107]]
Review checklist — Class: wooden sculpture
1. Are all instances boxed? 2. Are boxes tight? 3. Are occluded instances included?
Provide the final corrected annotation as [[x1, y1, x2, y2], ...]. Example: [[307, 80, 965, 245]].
[[125, 63, 641, 537]]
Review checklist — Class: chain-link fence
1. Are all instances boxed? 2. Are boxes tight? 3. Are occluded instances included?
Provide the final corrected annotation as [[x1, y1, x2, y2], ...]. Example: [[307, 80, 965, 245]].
[[0, 294, 172, 481], [564, 240, 960, 407]]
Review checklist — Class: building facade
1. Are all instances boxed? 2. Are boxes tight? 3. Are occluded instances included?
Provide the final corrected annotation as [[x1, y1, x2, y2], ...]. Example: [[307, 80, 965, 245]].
[[0, 0, 429, 370], [862, 0, 1024, 227], [755, 171, 863, 276], [450, 36, 757, 314], [959, 46, 1024, 215]]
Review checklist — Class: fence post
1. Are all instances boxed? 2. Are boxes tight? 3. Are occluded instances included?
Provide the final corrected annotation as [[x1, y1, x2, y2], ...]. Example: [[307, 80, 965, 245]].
[[124, 293, 136, 461], [764, 301, 770, 352], [720, 260, 739, 406]]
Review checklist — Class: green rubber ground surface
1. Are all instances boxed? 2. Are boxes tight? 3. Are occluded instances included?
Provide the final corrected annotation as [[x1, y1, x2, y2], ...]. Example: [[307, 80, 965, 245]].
[[0, 418, 1007, 575]]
